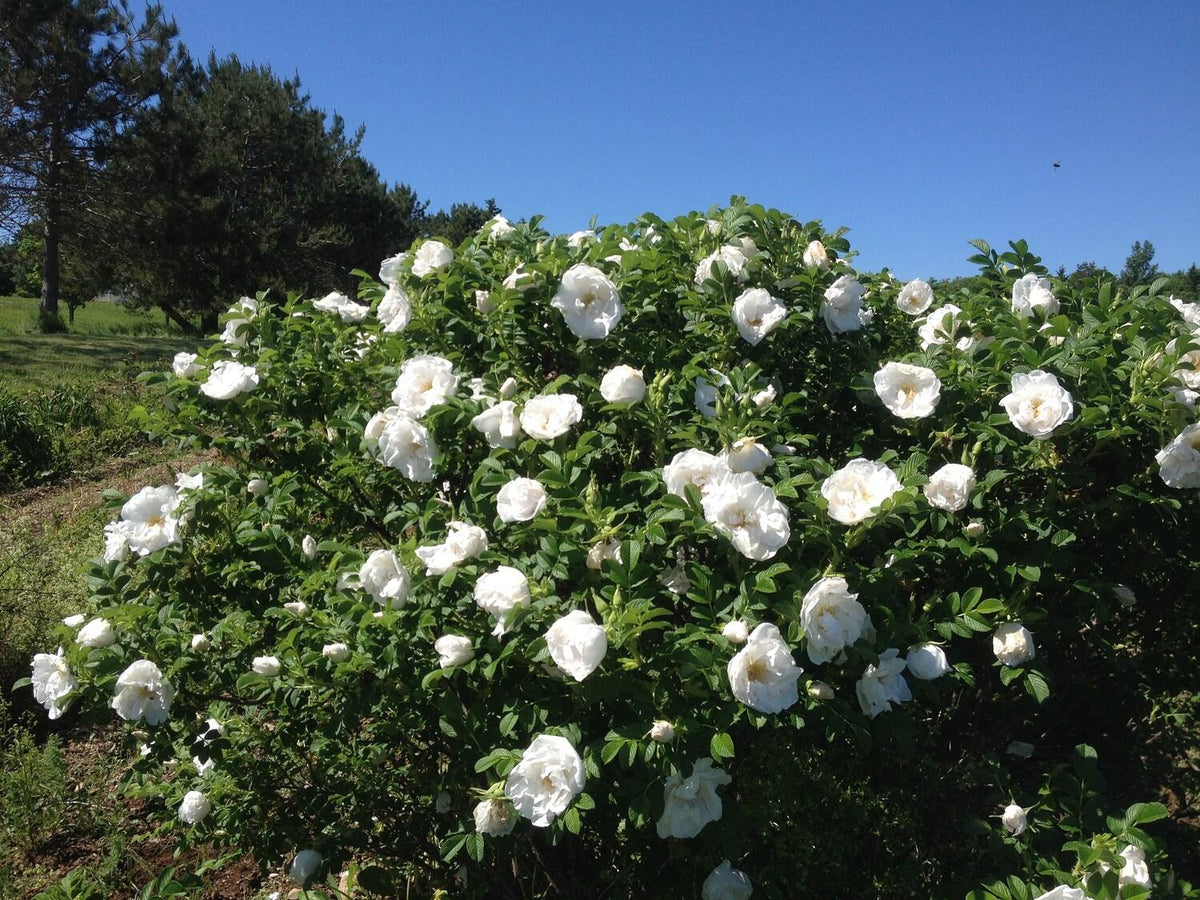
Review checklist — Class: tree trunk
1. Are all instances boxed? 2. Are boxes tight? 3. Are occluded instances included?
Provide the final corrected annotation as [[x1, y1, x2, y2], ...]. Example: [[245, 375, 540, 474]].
[[39, 124, 62, 319], [200, 309, 218, 334], [159, 299, 200, 335]]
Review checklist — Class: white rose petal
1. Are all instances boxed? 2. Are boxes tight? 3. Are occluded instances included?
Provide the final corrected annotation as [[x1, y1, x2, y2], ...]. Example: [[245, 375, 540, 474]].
[[905, 643, 951, 680], [283, 601, 309, 616], [172, 352, 200, 377], [1155, 422, 1200, 489], [412, 240, 453, 278], [246, 478, 268, 497], [693, 370, 731, 417], [1011, 273, 1059, 318], [368, 408, 438, 483], [473, 798, 518, 836], [992, 623, 1036, 666], [474, 566, 531, 636], [379, 252, 407, 286], [656, 758, 731, 839], [567, 229, 596, 247], [190, 633, 209, 651], [435, 635, 475, 668], [727, 623, 802, 714], [800, 577, 867, 665], [663, 449, 732, 497], [178, 790, 211, 825], [702, 860, 754, 900], [821, 275, 868, 334], [358, 549, 411, 607], [821, 458, 903, 525], [650, 720, 675, 743], [722, 620, 750, 644], [732, 288, 787, 346], [1001, 803, 1028, 835], [416, 521, 489, 575], [550, 264, 623, 339], [200, 360, 259, 400], [111, 659, 175, 725], [484, 215, 515, 239], [471, 400, 523, 449], [896, 278, 934, 316], [873, 362, 941, 419], [505, 734, 585, 827], [599, 365, 646, 405], [502, 263, 537, 293], [1032, 887, 1085, 900], [312, 291, 369, 323], [855, 648, 913, 718], [31, 651, 75, 719], [378, 284, 412, 332], [803, 240, 829, 270], [917, 303, 964, 350], [391, 355, 459, 418], [322, 642, 350, 662], [77, 618, 116, 649], [62, 613, 85, 628], [1000, 370, 1074, 439], [519, 394, 582, 440], [252, 655, 282, 677], [695, 245, 748, 285], [924, 463, 976, 512], [544, 610, 607, 681], [701, 472, 790, 561], [496, 477, 548, 523]]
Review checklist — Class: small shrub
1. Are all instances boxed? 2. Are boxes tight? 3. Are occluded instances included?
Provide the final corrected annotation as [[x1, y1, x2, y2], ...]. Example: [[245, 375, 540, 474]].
[[0, 389, 60, 488]]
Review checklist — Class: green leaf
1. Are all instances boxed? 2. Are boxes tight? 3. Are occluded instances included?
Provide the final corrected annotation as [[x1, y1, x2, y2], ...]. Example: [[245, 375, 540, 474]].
[[710, 732, 735, 761]]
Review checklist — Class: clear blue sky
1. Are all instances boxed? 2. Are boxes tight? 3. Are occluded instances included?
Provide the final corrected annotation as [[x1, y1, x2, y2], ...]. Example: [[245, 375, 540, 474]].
[[167, 1, 1199, 279]]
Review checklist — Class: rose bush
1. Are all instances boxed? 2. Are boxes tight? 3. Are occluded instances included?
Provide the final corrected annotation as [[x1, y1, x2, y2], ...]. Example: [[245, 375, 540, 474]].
[[19, 202, 1198, 896]]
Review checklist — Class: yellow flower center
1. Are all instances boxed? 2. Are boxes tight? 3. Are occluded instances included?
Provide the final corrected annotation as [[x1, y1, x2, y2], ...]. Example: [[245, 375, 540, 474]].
[[147, 514, 164, 527], [746, 658, 768, 683]]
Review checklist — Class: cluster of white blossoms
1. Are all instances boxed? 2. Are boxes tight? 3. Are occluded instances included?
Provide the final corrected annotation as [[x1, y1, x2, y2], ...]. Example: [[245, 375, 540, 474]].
[[103, 472, 202, 562]]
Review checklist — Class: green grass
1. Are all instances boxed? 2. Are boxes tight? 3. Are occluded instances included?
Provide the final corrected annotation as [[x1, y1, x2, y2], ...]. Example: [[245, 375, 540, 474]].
[[0, 295, 179, 337]]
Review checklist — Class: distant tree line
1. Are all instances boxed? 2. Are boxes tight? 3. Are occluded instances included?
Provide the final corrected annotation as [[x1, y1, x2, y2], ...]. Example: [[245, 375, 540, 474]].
[[0, 0, 498, 332]]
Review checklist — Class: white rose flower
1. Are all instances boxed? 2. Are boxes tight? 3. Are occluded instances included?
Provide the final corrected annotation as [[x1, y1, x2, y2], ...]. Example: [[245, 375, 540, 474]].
[[519, 393, 583, 440], [873, 362, 941, 419], [411, 240, 453, 278], [111, 659, 175, 725], [800, 577, 867, 665], [992, 623, 1036, 666], [663, 449, 732, 498], [821, 275, 869, 333], [722, 620, 750, 644], [585, 538, 621, 570], [855, 648, 913, 718], [550, 264, 623, 339], [821, 458, 903, 525], [289, 849, 323, 887], [474, 566, 531, 636], [246, 478, 268, 497], [475, 289, 495, 315], [172, 351, 200, 377], [117, 485, 181, 556], [416, 521, 489, 574], [695, 245, 749, 285], [312, 291, 369, 322], [357, 549, 411, 606], [102, 522, 131, 562], [200, 360, 259, 400], [917, 303, 964, 350], [377, 284, 411, 333], [722, 438, 772, 475], [62, 613, 85, 627], [1172, 350, 1200, 390], [301, 535, 317, 559], [923, 463, 976, 512], [731, 288, 787, 346], [1112, 584, 1137, 607], [1000, 371, 1074, 439], [252, 655, 282, 677], [31, 651, 75, 719], [435, 635, 475, 668], [702, 860, 754, 900], [567, 229, 596, 247], [322, 642, 350, 662], [77, 618, 116, 649], [505, 734, 585, 827], [502, 263, 537, 293], [1011, 273, 1059, 318], [599, 365, 646, 405], [727, 622, 802, 713], [499, 377, 518, 398], [484, 215, 515, 239], [1170, 386, 1199, 408], [650, 720, 675, 743], [1110, 845, 1152, 890], [1032, 886, 1085, 900], [896, 278, 934, 315], [378, 251, 406, 286], [283, 601, 309, 616], [752, 383, 777, 408], [368, 409, 438, 483], [178, 790, 211, 825], [544, 610, 607, 681], [965, 520, 985, 538], [190, 633, 209, 651], [391, 355, 459, 418], [496, 477, 548, 523], [802, 239, 829, 270], [1001, 802, 1028, 835], [701, 472, 791, 562], [473, 798, 517, 835], [656, 758, 732, 839], [175, 471, 203, 495], [1155, 422, 1200, 488], [1169, 294, 1200, 326], [906, 643, 951, 680], [471, 400, 523, 449], [693, 370, 731, 417]]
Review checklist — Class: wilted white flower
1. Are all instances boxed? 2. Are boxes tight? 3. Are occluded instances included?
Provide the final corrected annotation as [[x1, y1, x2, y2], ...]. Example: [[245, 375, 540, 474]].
[[520, 394, 583, 440], [856, 648, 913, 718], [992, 623, 1036, 666], [656, 758, 731, 839], [31, 651, 75, 719], [800, 577, 867, 664], [727, 623, 802, 713], [471, 400, 523, 449], [289, 849, 323, 887], [313, 291, 369, 322], [178, 790, 211, 825], [252, 656, 281, 677], [722, 438, 772, 476], [391, 355, 459, 418], [378, 284, 411, 332], [473, 798, 517, 835], [551, 264, 623, 339], [567, 229, 596, 247], [321, 642, 350, 662], [474, 566, 530, 636], [585, 538, 621, 570], [821, 458, 903, 525], [701, 472, 791, 561], [702, 860, 754, 900], [650, 720, 675, 743], [300, 535, 317, 560], [1000, 371, 1074, 439], [111, 659, 175, 725], [62, 613, 85, 628], [599, 365, 646, 405], [435, 635, 475, 668], [379, 251, 406, 286], [693, 370, 731, 417], [732, 288, 787, 345], [357, 549, 411, 606], [497, 477, 548, 523], [924, 463, 976, 512], [1001, 802, 1028, 835], [505, 734, 585, 827], [917, 303, 964, 350], [965, 520, 985, 538], [752, 383, 777, 408], [200, 360, 259, 400], [545, 610, 607, 681], [873, 362, 941, 419], [1155, 422, 1200, 488], [172, 352, 200, 377], [1011, 273, 1059, 318], [246, 478, 268, 497], [412, 240, 453, 278], [1112, 584, 1137, 607], [906, 643, 950, 680], [416, 521, 489, 574], [502, 263, 537, 293], [695, 245, 748, 284], [283, 601, 309, 616], [102, 523, 130, 562], [896, 278, 934, 315], [803, 239, 829, 270], [190, 633, 209, 651], [77, 618, 116, 649], [821, 275, 869, 333], [368, 408, 438, 483], [722, 620, 750, 644]]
